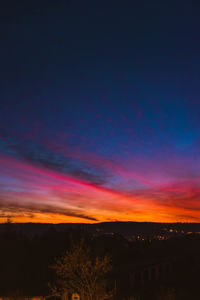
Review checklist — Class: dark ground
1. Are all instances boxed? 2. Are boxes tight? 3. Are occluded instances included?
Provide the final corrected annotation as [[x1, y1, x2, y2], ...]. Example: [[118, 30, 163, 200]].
[[0, 222, 200, 299]]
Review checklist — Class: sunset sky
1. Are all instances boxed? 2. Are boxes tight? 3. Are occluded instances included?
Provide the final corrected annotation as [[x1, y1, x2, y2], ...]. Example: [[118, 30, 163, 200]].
[[1, 1, 200, 223]]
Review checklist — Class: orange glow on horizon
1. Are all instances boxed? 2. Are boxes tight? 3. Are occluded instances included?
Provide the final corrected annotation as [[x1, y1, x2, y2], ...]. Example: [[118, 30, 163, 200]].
[[1, 154, 200, 224]]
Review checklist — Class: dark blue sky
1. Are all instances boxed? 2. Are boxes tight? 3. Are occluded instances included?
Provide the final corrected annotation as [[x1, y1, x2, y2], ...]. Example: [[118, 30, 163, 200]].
[[1, 0, 200, 223]]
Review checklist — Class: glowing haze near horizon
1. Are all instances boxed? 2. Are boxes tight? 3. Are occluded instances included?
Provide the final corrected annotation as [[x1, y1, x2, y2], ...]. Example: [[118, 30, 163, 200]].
[[1, 1, 200, 223]]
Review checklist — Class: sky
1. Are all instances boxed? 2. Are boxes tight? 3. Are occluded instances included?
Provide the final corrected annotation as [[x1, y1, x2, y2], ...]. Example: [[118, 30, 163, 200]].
[[1, 0, 200, 223]]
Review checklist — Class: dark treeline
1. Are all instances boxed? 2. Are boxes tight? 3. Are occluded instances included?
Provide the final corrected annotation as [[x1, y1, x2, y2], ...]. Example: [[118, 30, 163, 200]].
[[1, 224, 200, 299]]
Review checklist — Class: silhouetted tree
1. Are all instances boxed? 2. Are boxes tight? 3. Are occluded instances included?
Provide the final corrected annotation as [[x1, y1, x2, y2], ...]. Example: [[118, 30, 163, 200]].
[[49, 240, 113, 300], [157, 288, 176, 300]]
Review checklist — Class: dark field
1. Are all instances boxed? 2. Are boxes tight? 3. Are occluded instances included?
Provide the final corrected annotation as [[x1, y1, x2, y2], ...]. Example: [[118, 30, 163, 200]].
[[1, 222, 200, 300]]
